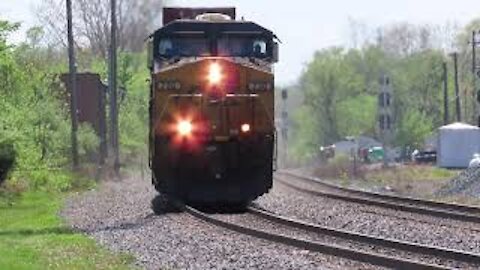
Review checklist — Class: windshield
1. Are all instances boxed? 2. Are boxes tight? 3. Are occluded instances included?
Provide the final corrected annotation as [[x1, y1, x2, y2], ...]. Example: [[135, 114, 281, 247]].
[[158, 36, 269, 58], [218, 36, 268, 57], [158, 37, 210, 57]]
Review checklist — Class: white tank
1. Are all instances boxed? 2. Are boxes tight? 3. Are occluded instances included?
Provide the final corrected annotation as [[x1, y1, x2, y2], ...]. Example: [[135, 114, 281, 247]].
[[437, 122, 480, 168], [195, 13, 232, 22]]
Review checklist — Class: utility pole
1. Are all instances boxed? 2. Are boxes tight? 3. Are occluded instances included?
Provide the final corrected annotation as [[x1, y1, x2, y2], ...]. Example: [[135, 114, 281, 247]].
[[66, 0, 79, 169], [473, 31, 477, 79], [109, 0, 120, 176], [281, 89, 288, 168], [472, 30, 480, 127], [443, 62, 449, 125], [451, 52, 462, 122]]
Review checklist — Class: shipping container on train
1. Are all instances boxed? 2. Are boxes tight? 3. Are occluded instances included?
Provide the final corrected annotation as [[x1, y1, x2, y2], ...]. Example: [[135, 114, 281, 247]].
[[147, 7, 279, 205]]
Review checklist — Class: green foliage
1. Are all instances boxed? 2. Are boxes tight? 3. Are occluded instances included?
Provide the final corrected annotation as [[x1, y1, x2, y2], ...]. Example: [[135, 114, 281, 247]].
[[0, 21, 77, 191], [118, 52, 149, 161], [290, 106, 319, 161], [336, 94, 376, 136], [289, 20, 472, 161], [396, 110, 433, 148], [299, 47, 365, 145], [77, 124, 100, 160]]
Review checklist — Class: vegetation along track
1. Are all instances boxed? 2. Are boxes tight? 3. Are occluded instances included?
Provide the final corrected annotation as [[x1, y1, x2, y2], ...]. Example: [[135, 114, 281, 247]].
[[182, 204, 480, 269], [276, 171, 480, 224]]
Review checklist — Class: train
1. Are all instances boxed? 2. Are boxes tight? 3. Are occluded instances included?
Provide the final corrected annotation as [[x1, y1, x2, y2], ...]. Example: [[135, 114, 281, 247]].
[[148, 7, 279, 205]]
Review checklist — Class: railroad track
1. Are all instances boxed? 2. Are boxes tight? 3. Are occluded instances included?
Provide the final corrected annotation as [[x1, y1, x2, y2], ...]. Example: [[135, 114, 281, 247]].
[[181, 204, 480, 269], [276, 171, 480, 224]]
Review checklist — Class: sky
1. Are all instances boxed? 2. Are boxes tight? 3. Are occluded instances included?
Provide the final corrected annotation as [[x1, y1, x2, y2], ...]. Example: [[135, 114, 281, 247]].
[[1, 0, 480, 85]]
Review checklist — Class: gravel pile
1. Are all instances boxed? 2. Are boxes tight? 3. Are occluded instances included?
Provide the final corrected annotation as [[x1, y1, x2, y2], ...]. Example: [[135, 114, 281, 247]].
[[255, 180, 480, 254], [436, 167, 480, 198], [62, 174, 380, 269]]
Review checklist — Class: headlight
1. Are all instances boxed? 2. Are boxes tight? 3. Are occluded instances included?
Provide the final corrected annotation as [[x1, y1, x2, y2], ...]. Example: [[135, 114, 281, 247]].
[[177, 120, 193, 136], [208, 62, 223, 85]]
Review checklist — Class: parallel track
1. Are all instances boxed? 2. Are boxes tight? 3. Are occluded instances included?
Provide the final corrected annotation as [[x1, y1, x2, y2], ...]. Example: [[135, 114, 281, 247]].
[[276, 171, 480, 224], [182, 204, 476, 270], [249, 206, 480, 265]]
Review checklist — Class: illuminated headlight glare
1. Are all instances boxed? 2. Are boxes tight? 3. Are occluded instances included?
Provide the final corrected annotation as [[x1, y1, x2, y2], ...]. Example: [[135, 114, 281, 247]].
[[208, 62, 222, 85], [177, 120, 193, 136], [241, 123, 251, 133]]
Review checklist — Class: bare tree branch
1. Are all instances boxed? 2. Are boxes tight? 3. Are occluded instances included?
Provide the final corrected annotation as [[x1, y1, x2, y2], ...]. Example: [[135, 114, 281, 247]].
[[35, 0, 165, 58]]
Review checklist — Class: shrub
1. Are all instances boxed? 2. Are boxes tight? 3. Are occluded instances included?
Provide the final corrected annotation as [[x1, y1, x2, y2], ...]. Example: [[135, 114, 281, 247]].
[[0, 141, 16, 186], [77, 123, 100, 162]]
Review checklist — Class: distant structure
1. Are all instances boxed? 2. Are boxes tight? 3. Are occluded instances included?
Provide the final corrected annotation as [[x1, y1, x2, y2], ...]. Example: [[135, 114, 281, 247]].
[[377, 74, 394, 166], [437, 122, 480, 168], [60, 73, 108, 163]]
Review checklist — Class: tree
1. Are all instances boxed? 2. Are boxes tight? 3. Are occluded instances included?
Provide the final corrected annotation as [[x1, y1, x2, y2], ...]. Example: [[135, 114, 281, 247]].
[[289, 21, 456, 161], [396, 110, 433, 149], [36, 0, 166, 57]]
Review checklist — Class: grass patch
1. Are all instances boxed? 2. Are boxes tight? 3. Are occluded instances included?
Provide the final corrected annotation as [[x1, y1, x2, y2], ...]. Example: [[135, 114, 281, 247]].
[[0, 191, 135, 270], [314, 161, 460, 198], [366, 165, 457, 184], [363, 165, 459, 197]]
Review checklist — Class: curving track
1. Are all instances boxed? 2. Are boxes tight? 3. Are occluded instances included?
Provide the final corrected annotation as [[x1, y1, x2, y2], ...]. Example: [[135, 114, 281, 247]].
[[276, 171, 480, 224], [182, 204, 480, 269]]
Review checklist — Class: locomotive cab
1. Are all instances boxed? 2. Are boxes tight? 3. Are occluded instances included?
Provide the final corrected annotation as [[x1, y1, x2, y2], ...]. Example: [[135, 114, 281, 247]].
[[149, 7, 279, 205]]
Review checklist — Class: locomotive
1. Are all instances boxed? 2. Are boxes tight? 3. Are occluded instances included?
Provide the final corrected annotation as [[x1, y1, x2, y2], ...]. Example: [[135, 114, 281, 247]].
[[148, 7, 279, 205]]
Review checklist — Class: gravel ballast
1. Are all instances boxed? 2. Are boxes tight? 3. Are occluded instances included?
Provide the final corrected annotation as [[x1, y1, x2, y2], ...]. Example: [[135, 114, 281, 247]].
[[62, 174, 381, 269], [256, 178, 480, 254], [215, 212, 479, 269]]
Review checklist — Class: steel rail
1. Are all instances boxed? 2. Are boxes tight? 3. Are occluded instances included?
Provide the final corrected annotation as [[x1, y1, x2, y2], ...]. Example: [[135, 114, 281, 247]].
[[278, 171, 480, 214], [248, 206, 480, 264], [182, 205, 451, 270], [276, 171, 480, 223]]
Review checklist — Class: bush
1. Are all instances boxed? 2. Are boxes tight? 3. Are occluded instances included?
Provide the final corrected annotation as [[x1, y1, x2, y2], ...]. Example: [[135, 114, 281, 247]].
[[77, 123, 100, 162], [0, 141, 16, 186]]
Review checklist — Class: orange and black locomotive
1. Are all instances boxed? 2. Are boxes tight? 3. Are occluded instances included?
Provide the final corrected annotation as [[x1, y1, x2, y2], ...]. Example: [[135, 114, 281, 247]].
[[148, 7, 279, 205]]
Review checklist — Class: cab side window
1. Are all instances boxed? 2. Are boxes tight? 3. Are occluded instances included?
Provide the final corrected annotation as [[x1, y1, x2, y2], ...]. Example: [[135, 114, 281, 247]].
[[159, 39, 173, 56], [252, 40, 267, 57]]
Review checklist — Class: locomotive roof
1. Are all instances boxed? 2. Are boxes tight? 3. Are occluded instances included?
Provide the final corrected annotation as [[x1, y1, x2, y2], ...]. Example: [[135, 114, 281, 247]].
[[152, 20, 276, 39]]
